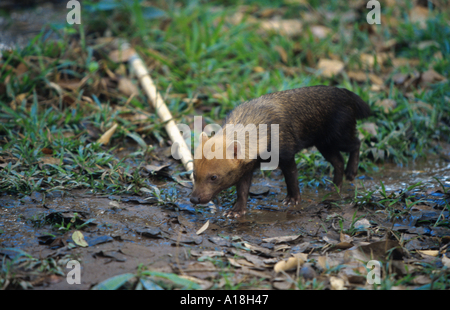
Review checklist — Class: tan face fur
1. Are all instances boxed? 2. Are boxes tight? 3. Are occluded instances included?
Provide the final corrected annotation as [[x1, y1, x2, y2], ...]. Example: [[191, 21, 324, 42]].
[[190, 132, 243, 204]]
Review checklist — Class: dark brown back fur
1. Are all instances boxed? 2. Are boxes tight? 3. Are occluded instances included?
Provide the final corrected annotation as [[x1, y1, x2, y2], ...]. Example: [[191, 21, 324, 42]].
[[225, 85, 370, 161]]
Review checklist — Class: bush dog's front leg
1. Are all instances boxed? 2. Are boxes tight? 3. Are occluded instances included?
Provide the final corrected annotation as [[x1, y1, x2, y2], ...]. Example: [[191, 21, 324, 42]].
[[224, 169, 254, 218]]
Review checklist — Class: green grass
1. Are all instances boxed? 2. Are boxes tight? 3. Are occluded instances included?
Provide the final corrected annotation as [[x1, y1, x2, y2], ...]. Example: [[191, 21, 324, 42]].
[[1, 0, 449, 195]]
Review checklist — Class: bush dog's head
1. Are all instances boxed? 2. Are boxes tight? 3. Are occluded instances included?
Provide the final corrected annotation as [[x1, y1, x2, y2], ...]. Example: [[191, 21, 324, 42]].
[[190, 132, 244, 204]]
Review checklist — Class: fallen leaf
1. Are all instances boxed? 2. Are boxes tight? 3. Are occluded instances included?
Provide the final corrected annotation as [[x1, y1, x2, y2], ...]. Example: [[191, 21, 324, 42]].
[[135, 226, 162, 238], [47, 82, 63, 96], [72, 230, 89, 247], [417, 250, 439, 257], [109, 47, 137, 63], [361, 123, 378, 137], [118, 77, 139, 97], [392, 73, 409, 85], [57, 79, 83, 91], [348, 71, 368, 82], [190, 250, 224, 259], [259, 19, 303, 37], [274, 253, 307, 272], [262, 235, 301, 244], [109, 201, 120, 208], [10, 93, 27, 110], [317, 58, 344, 77], [416, 40, 440, 50], [274, 46, 288, 63], [442, 255, 450, 268], [420, 69, 447, 86], [97, 123, 118, 145], [15, 62, 28, 75], [253, 66, 265, 73], [392, 57, 420, 68], [330, 276, 345, 290], [410, 6, 429, 28], [353, 218, 371, 230], [39, 156, 60, 166], [196, 220, 209, 235], [375, 98, 397, 113], [369, 73, 384, 86], [360, 53, 389, 69], [309, 25, 331, 39], [41, 147, 54, 155]]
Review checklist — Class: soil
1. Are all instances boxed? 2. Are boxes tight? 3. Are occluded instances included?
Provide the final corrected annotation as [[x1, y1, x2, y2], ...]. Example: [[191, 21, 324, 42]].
[[1, 146, 449, 289]]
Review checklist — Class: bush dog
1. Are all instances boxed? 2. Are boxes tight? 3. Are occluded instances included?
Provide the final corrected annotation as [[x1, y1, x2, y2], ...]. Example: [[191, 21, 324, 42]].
[[190, 86, 371, 218]]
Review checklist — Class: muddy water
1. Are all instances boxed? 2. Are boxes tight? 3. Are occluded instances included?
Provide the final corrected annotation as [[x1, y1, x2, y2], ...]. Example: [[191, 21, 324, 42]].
[[1, 146, 448, 289], [0, 1, 67, 52]]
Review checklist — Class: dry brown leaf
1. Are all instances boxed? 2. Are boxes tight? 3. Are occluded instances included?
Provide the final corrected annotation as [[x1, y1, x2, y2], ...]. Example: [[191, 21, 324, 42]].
[[417, 250, 439, 257], [330, 276, 345, 290], [118, 77, 139, 97], [416, 40, 440, 50], [226, 12, 252, 25], [259, 19, 303, 37], [253, 66, 265, 73], [360, 122, 378, 137], [360, 53, 390, 69], [10, 93, 27, 110], [58, 79, 83, 91], [309, 25, 331, 39], [47, 82, 63, 96], [348, 71, 368, 82], [392, 57, 420, 68], [190, 250, 224, 259], [262, 235, 301, 244], [375, 98, 397, 113], [196, 220, 209, 235], [317, 58, 344, 77], [97, 123, 118, 145], [274, 253, 307, 273], [442, 255, 450, 268], [377, 38, 398, 52], [420, 69, 447, 86], [41, 148, 54, 155], [274, 46, 288, 63], [369, 73, 384, 86], [392, 73, 409, 85], [109, 47, 136, 63], [410, 6, 429, 28], [39, 156, 60, 166], [15, 62, 28, 76]]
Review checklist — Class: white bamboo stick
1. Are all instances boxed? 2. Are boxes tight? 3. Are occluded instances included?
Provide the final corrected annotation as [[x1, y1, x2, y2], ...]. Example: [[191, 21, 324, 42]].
[[127, 51, 194, 183]]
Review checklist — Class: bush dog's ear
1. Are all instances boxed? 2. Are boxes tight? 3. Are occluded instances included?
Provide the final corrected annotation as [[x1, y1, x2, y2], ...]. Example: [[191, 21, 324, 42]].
[[199, 132, 209, 145]]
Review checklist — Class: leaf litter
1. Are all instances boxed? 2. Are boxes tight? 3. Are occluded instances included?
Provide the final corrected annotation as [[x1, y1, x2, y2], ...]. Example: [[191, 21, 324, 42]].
[[1, 0, 450, 290]]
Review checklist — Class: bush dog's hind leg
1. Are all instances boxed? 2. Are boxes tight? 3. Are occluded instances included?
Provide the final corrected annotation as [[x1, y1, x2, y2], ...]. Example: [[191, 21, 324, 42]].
[[344, 138, 361, 181], [280, 157, 301, 205], [317, 146, 345, 188]]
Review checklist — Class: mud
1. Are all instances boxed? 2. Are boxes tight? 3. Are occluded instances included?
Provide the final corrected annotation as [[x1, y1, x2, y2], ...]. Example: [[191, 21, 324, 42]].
[[1, 144, 449, 289]]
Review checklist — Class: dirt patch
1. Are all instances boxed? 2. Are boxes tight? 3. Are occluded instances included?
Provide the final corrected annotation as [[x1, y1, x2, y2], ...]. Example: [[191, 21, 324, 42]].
[[1, 150, 449, 289]]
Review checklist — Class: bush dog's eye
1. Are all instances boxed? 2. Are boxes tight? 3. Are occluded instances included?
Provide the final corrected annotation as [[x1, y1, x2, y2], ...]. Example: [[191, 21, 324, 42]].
[[210, 175, 217, 181]]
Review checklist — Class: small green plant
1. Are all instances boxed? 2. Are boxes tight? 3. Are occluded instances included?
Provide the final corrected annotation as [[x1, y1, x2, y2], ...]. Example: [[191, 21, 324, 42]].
[[92, 264, 200, 290]]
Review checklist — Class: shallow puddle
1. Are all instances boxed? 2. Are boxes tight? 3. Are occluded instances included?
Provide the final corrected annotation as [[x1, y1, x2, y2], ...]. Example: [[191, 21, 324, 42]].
[[1, 146, 449, 289]]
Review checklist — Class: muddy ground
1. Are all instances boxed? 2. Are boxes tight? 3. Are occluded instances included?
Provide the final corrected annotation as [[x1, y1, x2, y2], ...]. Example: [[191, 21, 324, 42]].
[[1, 144, 449, 290]]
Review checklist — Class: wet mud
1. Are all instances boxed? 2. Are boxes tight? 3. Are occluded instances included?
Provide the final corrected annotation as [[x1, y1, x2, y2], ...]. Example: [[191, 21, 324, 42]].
[[1, 145, 449, 289]]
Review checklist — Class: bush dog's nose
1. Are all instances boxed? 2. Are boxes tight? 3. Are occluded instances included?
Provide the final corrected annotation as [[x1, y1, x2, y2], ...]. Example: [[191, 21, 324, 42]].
[[190, 196, 200, 204]]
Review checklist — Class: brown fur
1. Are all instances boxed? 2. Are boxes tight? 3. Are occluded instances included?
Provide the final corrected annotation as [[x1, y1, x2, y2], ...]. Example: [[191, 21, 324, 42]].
[[190, 86, 371, 218]]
